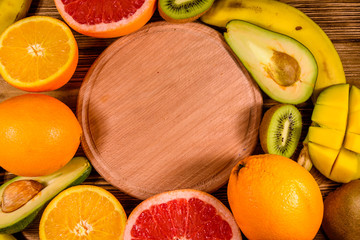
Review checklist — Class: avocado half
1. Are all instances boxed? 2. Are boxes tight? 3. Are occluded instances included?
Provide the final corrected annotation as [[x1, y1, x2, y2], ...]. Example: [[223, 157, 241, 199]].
[[224, 20, 318, 104], [0, 157, 91, 234]]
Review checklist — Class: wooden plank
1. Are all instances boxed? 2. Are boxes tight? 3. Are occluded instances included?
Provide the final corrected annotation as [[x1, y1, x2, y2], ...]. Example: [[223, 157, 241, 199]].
[[0, 0, 358, 239]]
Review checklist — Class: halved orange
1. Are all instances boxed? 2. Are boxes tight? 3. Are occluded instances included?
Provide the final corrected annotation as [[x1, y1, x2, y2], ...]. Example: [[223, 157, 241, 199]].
[[54, 0, 157, 38], [0, 16, 78, 92], [39, 185, 127, 240]]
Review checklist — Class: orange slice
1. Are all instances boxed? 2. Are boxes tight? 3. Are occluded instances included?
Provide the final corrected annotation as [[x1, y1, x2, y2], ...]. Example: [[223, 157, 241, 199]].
[[0, 16, 78, 92], [54, 0, 157, 38], [39, 185, 127, 240]]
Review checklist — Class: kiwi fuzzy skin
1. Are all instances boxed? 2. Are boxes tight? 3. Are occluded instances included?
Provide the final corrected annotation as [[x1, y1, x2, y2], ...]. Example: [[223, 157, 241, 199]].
[[158, 2, 212, 23], [259, 104, 283, 154], [322, 180, 360, 240]]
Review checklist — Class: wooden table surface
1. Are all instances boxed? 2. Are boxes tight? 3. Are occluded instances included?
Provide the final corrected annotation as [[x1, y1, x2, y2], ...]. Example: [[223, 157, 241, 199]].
[[0, 0, 359, 239]]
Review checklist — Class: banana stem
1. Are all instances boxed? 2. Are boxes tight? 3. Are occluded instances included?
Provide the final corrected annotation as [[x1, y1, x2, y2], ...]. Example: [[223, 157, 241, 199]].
[[297, 142, 313, 171]]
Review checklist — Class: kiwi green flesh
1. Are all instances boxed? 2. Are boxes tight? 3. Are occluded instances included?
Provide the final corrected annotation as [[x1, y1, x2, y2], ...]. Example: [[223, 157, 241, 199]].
[[260, 104, 302, 158], [159, 0, 215, 20]]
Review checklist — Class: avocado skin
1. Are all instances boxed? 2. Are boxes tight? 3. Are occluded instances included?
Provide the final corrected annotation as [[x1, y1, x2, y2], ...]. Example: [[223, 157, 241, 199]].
[[224, 20, 318, 104], [0, 209, 40, 235], [0, 157, 92, 234]]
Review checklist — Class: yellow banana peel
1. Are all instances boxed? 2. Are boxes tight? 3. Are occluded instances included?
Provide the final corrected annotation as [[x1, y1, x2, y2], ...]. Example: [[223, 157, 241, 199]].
[[0, 0, 32, 35], [201, 0, 346, 101]]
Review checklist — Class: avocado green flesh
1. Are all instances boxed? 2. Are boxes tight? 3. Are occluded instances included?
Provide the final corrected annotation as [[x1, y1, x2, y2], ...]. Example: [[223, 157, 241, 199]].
[[224, 20, 318, 104], [0, 157, 91, 234]]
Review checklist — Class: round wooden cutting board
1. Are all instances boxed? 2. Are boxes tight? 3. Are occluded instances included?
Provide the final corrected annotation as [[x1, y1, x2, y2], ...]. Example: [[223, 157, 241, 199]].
[[77, 21, 263, 200]]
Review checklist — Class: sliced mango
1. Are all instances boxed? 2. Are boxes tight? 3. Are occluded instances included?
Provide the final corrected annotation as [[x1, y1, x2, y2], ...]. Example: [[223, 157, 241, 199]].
[[355, 159, 360, 179], [330, 148, 360, 183], [308, 84, 360, 183], [349, 85, 360, 113], [344, 132, 360, 154], [308, 142, 339, 177], [347, 85, 360, 134], [315, 83, 349, 109], [311, 104, 347, 130], [308, 126, 344, 150], [347, 110, 360, 134]]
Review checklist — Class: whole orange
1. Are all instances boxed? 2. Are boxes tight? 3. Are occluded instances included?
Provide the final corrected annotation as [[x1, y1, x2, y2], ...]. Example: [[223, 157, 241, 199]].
[[228, 154, 323, 240], [0, 94, 82, 177]]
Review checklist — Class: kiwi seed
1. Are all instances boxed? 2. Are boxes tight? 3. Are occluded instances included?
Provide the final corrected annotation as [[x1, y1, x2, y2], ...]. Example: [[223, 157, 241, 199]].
[[259, 104, 302, 158], [158, 0, 215, 23]]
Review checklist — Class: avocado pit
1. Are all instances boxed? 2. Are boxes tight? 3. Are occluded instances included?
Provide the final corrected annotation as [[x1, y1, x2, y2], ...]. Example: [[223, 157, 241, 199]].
[[265, 50, 301, 87], [1, 180, 44, 213]]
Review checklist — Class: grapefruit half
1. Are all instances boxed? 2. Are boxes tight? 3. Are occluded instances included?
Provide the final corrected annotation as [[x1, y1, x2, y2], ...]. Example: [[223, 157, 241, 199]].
[[54, 0, 157, 38], [124, 189, 241, 239]]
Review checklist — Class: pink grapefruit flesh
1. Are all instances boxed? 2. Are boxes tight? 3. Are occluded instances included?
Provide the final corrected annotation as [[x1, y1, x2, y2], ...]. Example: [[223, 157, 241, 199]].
[[124, 189, 241, 239], [54, 0, 157, 38]]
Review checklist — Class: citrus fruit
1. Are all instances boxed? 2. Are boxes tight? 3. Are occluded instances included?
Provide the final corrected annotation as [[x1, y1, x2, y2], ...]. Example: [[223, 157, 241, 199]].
[[54, 0, 157, 38], [0, 94, 82, 177], [39, 185, 127, 240], [124, 189, 241, 239], [228, 154, 324, 240], [0, 157, 91, 235], [0, 16, 78, 92]]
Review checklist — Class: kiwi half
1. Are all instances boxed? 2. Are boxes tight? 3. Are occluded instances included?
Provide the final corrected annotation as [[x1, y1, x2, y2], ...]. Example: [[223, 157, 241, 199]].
[[158, 0, 215, 23], [259, 104, 302, 158]]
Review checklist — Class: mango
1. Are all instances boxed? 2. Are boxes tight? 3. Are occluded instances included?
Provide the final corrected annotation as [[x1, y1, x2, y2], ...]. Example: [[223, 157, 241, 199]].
[[311, 105, 348, 130], [343, 132, 360, 154], [347, 86, 360, 134], [308, 84, 360, 183], [330, 148, 360, 183], [308, 126, 344, 150], [315, 83, 349, 109], [349, 84, 360, 112], [347, 111, 360, 134], [308, 142, 338, 177]]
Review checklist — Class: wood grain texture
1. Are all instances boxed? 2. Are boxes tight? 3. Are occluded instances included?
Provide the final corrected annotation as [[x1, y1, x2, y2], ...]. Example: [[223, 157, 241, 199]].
[[0, 0, 358, 239], [77, 21, 262, 200]]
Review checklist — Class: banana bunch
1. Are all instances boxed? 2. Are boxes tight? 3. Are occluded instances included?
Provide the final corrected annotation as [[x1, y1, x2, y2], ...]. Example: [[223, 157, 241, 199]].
[[201, 0, 345, 102], [0, 0, 32, 35]]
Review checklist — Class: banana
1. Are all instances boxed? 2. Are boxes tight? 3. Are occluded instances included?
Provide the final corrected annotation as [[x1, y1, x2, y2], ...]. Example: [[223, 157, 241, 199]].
[[201, 0, 345, 102], [0, 0, 32, 35], [296, 135, 313, 172]]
